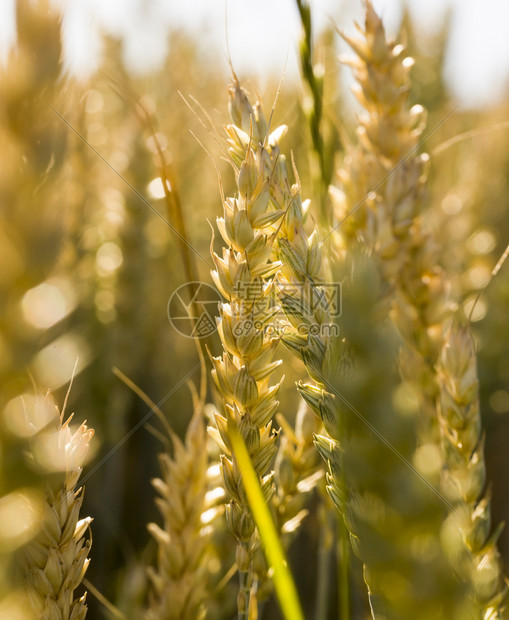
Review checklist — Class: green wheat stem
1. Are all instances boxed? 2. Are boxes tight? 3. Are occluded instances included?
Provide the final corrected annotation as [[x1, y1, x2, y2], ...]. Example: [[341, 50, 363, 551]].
[[296, 0, 332, 228], [237, 556, 251, 620], [228, 419, 305, 620]]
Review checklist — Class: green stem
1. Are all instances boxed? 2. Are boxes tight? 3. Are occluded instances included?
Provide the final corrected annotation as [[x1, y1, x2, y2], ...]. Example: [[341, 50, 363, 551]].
[[237, 543, 252, 620], [296, 0, 331, 228]]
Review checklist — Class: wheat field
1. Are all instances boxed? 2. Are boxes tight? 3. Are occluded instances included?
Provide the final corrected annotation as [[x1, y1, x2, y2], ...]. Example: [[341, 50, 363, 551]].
[[0, 1, 508, 619]]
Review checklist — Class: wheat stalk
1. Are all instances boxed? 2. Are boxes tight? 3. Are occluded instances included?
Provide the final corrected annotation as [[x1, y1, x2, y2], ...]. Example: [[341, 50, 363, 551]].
[[18, 391, 93, 620]]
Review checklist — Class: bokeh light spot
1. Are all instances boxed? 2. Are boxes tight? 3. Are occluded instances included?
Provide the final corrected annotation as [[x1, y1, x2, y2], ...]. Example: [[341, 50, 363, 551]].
[[147, 176, 171, 200], [21, 278, 76, 330], [96, 241, 123, 275], [490, 390, 509, 414], [462, 295, 487, 322], [413, 444, 443, 477], [467, 229, 496, 255], [85, 89, 104, 114], [442, 194, 463, 215], [32, 334, 91, 390], [2, 393, 56, 438], [463, 264, 491, 290], [0, 490, 43, 553]]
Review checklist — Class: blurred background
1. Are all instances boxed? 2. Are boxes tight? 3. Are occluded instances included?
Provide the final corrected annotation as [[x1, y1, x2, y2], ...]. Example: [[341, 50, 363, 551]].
[[3, 0, 509, 107], [0, 0, 508, 617]]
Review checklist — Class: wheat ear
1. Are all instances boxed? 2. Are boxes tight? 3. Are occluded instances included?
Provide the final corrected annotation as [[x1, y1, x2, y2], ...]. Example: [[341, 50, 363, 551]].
[[209, 81, 288, 619], [263, 125, 363, 617], [217, 82, 330, 608], [146, 391, 212, 620], [438, 325, 508, 617], [336, 2, 507, 615], [338, 1, 447, 446], [19, 391, 93, 620]]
